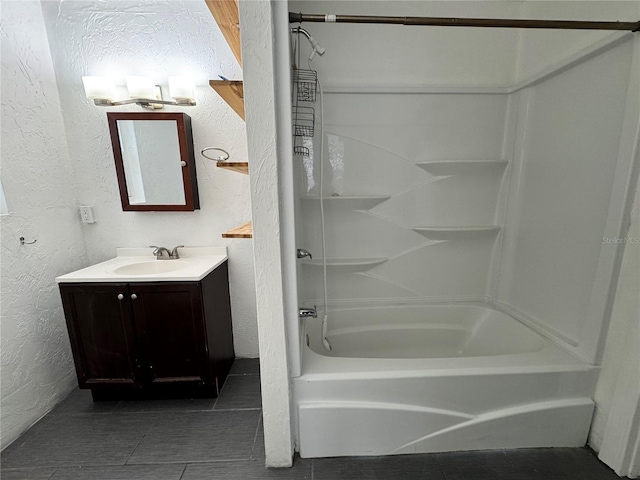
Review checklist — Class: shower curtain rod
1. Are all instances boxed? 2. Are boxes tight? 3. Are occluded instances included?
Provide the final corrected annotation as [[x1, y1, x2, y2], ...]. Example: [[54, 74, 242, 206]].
[[289, 12, 640, 31]]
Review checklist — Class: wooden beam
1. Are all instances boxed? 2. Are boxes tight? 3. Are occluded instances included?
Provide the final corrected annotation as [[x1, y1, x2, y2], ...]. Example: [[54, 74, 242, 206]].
[[209, 80, 245, 120], [205, 0, 242, 67]]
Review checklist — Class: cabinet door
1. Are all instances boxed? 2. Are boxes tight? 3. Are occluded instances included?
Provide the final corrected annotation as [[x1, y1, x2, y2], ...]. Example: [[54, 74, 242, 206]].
[[60, 283, 140, 388], [129, 283, 208, 386]]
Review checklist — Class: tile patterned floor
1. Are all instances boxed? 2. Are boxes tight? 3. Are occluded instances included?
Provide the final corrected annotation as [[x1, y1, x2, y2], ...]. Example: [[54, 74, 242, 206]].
[[1, 359, 624, 479]]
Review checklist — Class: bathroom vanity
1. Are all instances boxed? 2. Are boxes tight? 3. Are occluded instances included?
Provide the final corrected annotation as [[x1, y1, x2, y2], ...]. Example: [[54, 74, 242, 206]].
[[56, 247, 234, 400]]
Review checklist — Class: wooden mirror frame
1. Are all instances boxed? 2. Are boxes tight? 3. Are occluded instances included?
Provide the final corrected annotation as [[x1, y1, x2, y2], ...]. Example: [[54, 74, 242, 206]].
[[107, 112, 200, 211]]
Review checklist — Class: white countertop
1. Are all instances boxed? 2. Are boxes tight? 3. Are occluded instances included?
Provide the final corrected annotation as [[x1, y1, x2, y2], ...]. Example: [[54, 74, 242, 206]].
[[56, 247, 228, 283]]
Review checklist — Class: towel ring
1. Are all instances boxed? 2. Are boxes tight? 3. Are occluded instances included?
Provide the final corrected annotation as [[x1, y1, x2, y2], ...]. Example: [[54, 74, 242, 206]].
[[201, 147, 230, 163]]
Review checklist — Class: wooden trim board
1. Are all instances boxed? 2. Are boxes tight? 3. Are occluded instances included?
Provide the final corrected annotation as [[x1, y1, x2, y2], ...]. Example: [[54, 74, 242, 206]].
[[209, 80, 245, 120], [217, 162, 248, 175], [205, 0, 242, 67], [222, 221, 252, 238]]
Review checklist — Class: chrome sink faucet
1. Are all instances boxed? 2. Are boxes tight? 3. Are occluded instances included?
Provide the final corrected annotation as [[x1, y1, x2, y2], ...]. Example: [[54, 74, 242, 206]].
[[150, 245, 184, 260]]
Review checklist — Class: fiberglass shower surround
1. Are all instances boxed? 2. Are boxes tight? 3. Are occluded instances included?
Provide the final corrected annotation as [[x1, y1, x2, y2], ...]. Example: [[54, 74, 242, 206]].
[[287, 8, 640, 459]]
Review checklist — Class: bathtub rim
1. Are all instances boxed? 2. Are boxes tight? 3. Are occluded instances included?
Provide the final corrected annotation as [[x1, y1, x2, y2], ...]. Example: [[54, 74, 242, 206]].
[[299, 301, 593, 379]]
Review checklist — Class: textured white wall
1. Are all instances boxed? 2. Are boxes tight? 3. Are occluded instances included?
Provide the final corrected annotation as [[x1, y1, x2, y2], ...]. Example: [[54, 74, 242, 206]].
[[41, 0, 259, 357], [0, 1, 88, 449], [239, 0, 294, 467]]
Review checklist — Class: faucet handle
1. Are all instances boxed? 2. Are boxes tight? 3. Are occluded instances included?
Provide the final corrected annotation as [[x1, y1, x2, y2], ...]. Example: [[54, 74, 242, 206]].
[[170, 245, 184, 259], [297, 248, 313, 260], [149, 245, 169, 259]]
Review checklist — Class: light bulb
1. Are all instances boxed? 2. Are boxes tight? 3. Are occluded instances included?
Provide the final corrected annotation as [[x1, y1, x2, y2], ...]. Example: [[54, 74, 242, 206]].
[[82, 76, 115, 100], [168, 76, 195, 102], [126, 76, 156, 99]]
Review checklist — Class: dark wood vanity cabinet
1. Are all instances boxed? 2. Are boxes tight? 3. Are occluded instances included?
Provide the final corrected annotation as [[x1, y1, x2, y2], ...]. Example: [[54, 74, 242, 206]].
[[59, 262, 234, 399]]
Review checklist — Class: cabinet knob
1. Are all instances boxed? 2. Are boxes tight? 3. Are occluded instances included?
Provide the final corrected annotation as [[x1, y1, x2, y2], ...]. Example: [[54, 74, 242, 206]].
[[181, 161, 187, 167], [131, 293, 138, 300], [117, 294, 124, 300]]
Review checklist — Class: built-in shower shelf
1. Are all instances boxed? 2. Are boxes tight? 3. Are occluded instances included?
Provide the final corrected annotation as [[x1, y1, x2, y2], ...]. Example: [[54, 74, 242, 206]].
[[300, 195, 391, 210], [217, 162, 249, 175], [302, 257, 388, 273], [412, 225, 501, 240], [416, 160, 508, 176], [209, 80, 245, 120]]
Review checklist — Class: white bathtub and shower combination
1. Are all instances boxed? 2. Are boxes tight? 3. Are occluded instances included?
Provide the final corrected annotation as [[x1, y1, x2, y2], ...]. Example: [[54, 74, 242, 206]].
[[294, 304, 596, 457], [286, 14, 639, 461]]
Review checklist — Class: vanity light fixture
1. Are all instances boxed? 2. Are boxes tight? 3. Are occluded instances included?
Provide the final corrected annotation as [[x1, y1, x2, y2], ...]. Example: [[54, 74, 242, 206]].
[[168, 77, 196, 103], [125, 76, 157, 100], [82, 75, 196, 109]]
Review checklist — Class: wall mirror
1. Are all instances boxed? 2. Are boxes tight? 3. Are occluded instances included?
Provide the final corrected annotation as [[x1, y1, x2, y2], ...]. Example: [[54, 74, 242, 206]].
[[107, 112, 199, 211]]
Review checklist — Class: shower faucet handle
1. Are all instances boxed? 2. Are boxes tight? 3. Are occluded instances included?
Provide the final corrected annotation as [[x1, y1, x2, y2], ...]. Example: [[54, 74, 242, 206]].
[[297, 248, 313, 260]]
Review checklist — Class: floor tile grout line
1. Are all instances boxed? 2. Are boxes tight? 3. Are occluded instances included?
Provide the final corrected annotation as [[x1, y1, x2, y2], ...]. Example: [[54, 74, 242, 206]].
[[178, 463, 188, 480], [112, 408, 223, 414], [436, 463, 449, 480], [249, 409, 263, 460], [111, 400, 123, 413], [67, 407, 261, 415], [124, 434, 147, 466], [50, 411, 119, 416], [1, 462, 143, 471], [214, 407, 262, 412], [122, 458, 259, 465]]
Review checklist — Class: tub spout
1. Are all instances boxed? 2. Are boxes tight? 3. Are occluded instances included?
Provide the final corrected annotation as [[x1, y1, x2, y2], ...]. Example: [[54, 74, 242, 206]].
[[299, 306, 318, 318]]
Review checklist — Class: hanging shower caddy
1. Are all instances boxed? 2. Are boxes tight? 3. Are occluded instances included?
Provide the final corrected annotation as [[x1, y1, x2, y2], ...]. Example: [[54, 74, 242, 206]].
[[291, 26, 320, 156], [292, 105, 315, 137], [291, 52, 318, 155], [291, 25, 319, 156], [292, 74, 316, 157], [292, 70, 317, 157], [293, 68, 318, 103], [294, 145, 311, 156]]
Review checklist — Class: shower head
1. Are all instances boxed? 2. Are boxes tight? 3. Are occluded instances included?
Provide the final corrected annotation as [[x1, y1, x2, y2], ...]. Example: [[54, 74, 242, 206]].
[[292, 27, 326, 60], [310, 37, 326, 56]]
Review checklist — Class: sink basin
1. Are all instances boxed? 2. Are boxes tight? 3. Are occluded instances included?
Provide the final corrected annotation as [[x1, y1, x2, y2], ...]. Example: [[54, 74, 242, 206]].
[[113, 261, 187, 276]]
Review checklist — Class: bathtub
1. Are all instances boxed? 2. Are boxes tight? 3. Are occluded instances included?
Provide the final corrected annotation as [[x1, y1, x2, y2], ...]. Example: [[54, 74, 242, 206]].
[[292, 304, 598, 458]]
